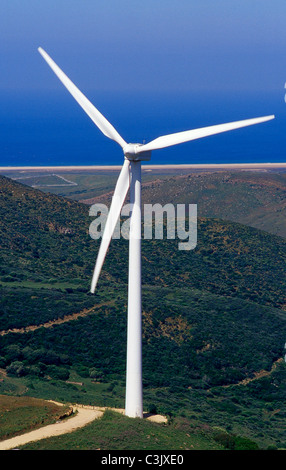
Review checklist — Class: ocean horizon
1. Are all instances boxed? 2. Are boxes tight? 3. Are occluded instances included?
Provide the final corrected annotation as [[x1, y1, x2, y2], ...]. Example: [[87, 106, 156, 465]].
[[0, 89, 284, 168]]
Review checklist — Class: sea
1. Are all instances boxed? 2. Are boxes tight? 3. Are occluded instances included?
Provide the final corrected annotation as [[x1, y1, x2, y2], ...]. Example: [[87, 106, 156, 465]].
[[0, 89, 285, 167]]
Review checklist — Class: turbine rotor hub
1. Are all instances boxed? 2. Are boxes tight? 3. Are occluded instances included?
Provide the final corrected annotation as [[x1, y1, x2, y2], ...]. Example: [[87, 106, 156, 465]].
[[123, 143, 151, 161]]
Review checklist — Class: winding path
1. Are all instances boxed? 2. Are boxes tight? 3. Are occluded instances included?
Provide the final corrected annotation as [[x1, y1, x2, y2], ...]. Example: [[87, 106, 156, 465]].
[[0, 404, 103, 450], [0, 402, 167, 450], [0, 301, 114, 337]]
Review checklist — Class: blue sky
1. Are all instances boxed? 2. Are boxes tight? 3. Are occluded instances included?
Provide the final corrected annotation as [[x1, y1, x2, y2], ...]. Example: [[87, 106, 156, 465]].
[[1, 0, 286, 93]]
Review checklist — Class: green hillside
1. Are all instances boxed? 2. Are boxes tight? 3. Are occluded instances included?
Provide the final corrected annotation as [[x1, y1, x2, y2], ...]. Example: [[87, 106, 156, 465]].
[[140, 170, 286, 238], [72, 169, 285, 238], [0, 174, 93, 284], [19, 409, 228, 450], [0, 394, 70, 441], [5, 168, 286, 237], [0, 174, 286, 449], [1, 174, 285, 309]]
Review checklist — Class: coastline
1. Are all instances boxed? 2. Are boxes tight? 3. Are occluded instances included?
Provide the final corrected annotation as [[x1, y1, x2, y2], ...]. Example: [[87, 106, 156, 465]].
[[0, 162, 286, 172]]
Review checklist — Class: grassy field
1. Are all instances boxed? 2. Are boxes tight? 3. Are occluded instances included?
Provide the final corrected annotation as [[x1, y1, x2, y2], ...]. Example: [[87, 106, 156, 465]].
[[0, 393, 262, 450], [0, 392, 249, 451], [0, 394, 70, 441], [19, 409, 225, 450]]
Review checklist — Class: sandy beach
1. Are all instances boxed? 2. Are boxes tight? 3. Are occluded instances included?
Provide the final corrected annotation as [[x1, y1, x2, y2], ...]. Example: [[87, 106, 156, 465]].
[[0, 162, 286, 172]]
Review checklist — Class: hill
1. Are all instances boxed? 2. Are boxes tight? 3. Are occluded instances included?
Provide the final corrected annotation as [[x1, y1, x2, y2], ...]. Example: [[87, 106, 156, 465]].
[[4, 168, 286, 237], [140, 170, 286, 238], [0, 174, 286, 449], [0, 394, 70, 442], [74, 169, 286, 238], [0, 174, 285, 309], [0, 395, 227, 450], [0, 174, 94, 285]]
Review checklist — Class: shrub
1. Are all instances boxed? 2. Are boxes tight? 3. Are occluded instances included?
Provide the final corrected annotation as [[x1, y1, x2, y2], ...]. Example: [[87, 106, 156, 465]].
[[213, 430, 259, 450], [45, 365, 70, 381], [6, 361, 27, 377], [148, 404, 157, 414]]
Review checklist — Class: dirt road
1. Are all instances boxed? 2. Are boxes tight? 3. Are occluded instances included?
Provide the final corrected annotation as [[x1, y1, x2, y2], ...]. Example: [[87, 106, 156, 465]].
[[0, 404, 103, 450], [0, 301, 114, 337], [0, 402, 167, 450]]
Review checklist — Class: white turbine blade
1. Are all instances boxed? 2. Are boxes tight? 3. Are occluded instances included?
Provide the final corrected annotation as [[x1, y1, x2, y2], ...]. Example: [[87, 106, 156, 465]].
[[137, 115, 275, 153], [90, 159, 130, 293], [38, 47, 127, 149]]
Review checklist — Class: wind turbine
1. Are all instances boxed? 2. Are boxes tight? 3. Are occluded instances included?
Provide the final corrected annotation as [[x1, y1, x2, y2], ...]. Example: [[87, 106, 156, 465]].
[[38, 47, 274, 418]]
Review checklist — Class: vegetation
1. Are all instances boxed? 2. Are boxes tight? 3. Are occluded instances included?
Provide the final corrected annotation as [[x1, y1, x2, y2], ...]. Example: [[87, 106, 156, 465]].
[[15, 409, 223, 450], [0, 172, 286, 450], [140, 170, 286, 238], [2, 167, 177, 202], [0, 394, 69, 441]]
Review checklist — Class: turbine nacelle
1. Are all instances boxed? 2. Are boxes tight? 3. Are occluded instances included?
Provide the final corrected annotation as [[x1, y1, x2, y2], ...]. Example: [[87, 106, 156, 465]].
[[123, 143, 152, 161]]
